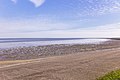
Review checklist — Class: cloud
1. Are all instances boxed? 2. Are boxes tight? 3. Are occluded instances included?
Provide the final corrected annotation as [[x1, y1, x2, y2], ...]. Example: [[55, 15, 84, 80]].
[[76, 0, 120, 16], [0, 17, 75, 33], [29, 0, 45, 7], [11, 0, 17, 3], [0, 17, 120, 38], [10, 0, 45, 7], [48, 22, 120, 38]]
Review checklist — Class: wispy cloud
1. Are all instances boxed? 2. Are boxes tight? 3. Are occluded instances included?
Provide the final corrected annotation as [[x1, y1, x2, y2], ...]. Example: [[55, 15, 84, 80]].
[[9, 0, 120, 16], [74, 22, 120, 31], [76, 0, 120, 16], [0, 17, 75, 33], [10, 0, 45, 7], [0, 17, 120, 38], [29, 0, 45, 7], [11, 0, 17, 4]]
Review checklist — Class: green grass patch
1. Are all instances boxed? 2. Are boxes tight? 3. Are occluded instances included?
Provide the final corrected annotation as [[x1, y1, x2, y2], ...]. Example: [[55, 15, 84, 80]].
[[97, 70, 120, 80]]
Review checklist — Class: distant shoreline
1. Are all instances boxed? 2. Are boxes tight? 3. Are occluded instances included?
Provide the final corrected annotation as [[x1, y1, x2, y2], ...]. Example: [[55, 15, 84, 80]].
[[0, 38, 110, 49], [0, 39, 120, 61]]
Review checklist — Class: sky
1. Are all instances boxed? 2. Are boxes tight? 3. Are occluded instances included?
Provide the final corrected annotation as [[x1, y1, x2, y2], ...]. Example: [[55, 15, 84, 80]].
[[0, 0, 120, 38]]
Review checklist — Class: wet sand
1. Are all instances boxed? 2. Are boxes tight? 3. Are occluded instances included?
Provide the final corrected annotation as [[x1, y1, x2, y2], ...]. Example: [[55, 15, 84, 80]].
[[0, 40, 120, 61]]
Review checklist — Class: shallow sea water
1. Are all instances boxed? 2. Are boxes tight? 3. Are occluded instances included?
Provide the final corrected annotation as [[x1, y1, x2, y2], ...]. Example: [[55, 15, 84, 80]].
[[0, 38, 110, 49]]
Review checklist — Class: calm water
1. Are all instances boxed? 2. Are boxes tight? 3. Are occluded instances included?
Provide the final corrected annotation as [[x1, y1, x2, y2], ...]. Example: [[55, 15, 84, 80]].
[[0, 38, 110, 49]]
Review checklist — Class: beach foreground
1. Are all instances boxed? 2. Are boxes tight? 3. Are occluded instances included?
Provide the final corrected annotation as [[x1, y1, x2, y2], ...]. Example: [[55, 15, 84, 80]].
[[1, 45, 120, 80]]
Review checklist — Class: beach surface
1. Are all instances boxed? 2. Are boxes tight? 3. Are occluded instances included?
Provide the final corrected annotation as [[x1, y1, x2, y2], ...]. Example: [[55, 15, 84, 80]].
[[0, 39, 120, 80], [1, 46, 120, 80]]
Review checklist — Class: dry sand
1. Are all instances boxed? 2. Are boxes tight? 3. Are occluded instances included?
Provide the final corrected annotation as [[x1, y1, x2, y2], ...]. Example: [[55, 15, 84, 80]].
[[1, 47, 120, 80]]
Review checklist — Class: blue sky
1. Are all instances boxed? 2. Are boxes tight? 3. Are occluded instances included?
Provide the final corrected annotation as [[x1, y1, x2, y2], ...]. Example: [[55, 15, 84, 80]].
[[0, 0, 120, 38]]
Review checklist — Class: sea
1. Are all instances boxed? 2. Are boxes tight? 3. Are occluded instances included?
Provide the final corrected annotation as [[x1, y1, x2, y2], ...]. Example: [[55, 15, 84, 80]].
[[0, 38, 110, 49]]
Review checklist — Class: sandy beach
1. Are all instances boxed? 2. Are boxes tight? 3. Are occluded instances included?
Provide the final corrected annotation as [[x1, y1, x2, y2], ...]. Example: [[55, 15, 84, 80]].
[[0, 40, 120, 80]]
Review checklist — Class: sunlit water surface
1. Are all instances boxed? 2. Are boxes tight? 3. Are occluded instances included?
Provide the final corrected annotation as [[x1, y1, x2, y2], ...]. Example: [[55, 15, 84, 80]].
[[0, 38, 110, 49]]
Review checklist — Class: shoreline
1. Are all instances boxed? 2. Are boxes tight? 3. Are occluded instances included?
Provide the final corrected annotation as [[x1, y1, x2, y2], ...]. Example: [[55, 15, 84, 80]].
[[0, 40, 120, 61], [0, 38, 110, 49]]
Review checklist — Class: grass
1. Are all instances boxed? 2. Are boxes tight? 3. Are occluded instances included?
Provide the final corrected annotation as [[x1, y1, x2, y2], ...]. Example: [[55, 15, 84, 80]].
[[97, 69, 120, 80]]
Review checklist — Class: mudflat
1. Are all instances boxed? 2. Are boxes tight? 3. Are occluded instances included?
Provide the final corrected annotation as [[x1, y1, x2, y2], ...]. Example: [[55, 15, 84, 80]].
[[1, 47, 120, 80]]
